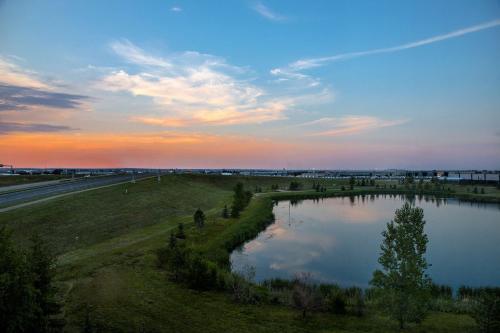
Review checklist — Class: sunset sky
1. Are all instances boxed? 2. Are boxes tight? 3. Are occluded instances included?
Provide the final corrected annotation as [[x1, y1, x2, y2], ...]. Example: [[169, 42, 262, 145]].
[[1, 0, 499, 169]]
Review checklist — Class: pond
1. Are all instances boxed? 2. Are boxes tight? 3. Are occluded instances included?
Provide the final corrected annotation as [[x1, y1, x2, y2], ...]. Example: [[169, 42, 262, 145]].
[[230, 194, 500, 288]]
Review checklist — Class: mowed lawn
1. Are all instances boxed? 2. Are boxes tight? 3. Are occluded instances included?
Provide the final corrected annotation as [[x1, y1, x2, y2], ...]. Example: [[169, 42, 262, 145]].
[[0, 174, 480, 332]]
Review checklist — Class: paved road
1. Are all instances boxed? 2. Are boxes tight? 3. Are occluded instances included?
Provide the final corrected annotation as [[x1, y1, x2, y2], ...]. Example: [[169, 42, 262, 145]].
[[0, 174, 152, 209]]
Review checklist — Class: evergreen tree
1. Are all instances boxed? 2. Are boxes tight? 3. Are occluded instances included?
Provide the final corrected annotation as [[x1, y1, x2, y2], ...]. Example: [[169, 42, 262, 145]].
[[0, 228, 61, 333], [168, 232, 177, 249], [29, 234, 62, 331], [222, 205, 229, 218], [176, 223, 186, 239], [371, 203, 431, 329], [193, 208, 205, 228]]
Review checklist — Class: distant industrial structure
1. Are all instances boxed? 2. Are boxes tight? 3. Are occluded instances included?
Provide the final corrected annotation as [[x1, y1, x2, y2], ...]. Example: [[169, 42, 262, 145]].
[[1, 165, 499, 184]]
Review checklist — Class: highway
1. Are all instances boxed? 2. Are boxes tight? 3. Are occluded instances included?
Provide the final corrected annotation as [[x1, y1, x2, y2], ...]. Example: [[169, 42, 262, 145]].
[[0, 174, 153, 209]]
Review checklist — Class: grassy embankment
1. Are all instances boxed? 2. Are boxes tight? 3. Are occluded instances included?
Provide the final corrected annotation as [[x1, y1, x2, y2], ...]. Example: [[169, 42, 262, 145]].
[[0, 174, 71, 187], [1, 174, 498, 332]]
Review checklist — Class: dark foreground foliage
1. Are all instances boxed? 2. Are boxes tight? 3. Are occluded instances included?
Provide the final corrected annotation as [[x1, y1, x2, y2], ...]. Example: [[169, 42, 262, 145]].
[[0, 227, 62, 333]]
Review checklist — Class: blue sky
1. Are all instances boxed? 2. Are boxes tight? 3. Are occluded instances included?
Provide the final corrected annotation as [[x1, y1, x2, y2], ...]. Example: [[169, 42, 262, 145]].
[[0, 0, 499, 169]]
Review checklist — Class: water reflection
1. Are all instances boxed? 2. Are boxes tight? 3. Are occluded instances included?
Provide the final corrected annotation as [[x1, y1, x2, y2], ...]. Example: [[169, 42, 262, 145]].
[[231, 195, 500, 288]]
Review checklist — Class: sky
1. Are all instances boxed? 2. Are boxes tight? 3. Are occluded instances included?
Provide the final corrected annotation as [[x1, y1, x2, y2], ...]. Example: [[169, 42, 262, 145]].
[[0, 0, 499, 169]]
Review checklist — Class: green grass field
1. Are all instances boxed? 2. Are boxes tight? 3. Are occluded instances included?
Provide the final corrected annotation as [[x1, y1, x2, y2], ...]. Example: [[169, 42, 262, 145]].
[[0, 174, 71, 187], [1, 174, 498, 332]]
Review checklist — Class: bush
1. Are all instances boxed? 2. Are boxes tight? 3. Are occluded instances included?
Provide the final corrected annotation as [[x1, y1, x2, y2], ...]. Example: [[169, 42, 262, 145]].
[[289, 181, 302, 191], [228, 266, 262, 304], [326, 292, 347, 315], [292, 273, 321, 319], [185, 256, 218, 290], [0, 228, 62, 333], [473, 291, 500, 332]]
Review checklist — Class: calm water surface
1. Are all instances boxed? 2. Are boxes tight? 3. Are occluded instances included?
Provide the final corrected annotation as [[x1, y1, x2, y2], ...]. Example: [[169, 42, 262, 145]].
[[230, 195, 500, 288]]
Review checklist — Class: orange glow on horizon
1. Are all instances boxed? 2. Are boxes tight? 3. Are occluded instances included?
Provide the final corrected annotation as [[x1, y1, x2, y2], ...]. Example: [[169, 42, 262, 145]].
[[0, 132, 314, 168]]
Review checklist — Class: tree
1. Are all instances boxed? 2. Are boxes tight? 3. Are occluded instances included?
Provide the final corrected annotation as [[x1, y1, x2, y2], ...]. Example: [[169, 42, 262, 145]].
[[222, 205, 229, 218], [176, 223, 186, 239], [193, 208, 205, 228], [29, 234, 62, 331], [349, 176, 355, 190], [0, 228, 61, 333], [404, 175, 415, 186], [231, 183, 252, 218], [371, 203, 431, 329], [168, 232, 177, 249], [289, 181, 301, 191]]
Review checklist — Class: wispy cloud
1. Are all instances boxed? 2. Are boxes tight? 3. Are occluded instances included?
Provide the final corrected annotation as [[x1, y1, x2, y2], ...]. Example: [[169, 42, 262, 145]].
[[0, 56, 90, 134], [170, 6, 182, 12], [110, 39, 172, 68], [98, 40, 290, 126], [0, 56, 50, 89], [275, 19, 500, 73], [0, 84, 88, 112], [252, 2, 286, 22], [0, 121, 77, 134], [300, 116, 408, 137]]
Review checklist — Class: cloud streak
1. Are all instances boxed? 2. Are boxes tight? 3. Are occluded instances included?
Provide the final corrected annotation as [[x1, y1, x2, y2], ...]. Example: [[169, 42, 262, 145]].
[[0, 56, 49, 89], [0, 121, 77, 134], [0, 84, 88, 112], [277, 19, 500, 72], [300, 116, 408, 137], [252, 2, 286, 22]]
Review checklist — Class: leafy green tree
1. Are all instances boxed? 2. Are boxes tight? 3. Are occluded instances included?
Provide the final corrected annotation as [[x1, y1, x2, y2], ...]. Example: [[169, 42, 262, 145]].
[[193, 208, 205, 228], [404, 175, 415, 186], [289, 181, 301, 191], [371, 203, 431, 329], [231, 182, 252, 218]]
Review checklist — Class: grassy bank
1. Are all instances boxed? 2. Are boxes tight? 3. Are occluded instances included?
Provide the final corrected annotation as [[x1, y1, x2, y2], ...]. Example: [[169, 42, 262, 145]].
[[0, 174, 71, 187], [1, 174, 495, 332]]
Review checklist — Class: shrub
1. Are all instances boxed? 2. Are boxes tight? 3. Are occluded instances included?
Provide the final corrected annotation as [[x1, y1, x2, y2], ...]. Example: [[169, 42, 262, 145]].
[[473, 291, 500, 332]]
